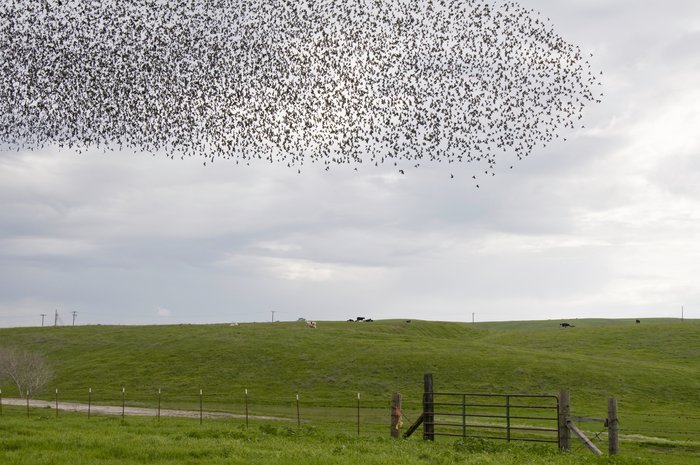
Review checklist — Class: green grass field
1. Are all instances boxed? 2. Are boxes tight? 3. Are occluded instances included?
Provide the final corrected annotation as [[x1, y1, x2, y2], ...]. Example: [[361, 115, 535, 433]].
[[0, 409, 679, 465], [1, 318, 699, 464]]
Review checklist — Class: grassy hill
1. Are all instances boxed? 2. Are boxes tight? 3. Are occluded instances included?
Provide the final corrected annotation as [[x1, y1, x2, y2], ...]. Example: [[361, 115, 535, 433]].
[[1, 319, 698, 446]]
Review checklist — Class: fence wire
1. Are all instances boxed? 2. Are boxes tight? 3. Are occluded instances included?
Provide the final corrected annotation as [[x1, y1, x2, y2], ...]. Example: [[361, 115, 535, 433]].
[[0, 386, 408, 437], [1, 388, 699, 442]]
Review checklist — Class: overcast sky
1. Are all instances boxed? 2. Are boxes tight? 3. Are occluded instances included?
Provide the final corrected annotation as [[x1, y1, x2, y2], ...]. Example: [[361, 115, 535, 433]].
[[2, 0, 699, 327]]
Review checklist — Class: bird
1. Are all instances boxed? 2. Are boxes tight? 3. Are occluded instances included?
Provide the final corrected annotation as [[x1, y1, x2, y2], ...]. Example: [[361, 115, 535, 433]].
[[0, 0, 601, 183]]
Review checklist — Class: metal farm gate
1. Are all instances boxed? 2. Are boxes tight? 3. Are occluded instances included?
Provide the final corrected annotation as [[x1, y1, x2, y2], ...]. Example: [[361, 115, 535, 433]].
[[402, 374, 619, 455], [425, 392, 560, 443], [404, 374, 562, 447]]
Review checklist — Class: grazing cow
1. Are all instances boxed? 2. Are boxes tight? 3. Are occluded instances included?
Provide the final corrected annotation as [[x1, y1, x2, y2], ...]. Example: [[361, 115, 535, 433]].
[[306, 321, 317, 329], [356, 317, 365, 322], [347, 319, 354, 322], [365, 318, 374, 322], [635, 320, 640, 324], [560, 322, 575, 328], [406, 320, 412, 323]]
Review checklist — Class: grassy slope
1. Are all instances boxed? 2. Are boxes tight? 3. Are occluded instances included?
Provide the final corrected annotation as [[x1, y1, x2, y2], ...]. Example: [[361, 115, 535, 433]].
[[1, 318, 698, 460]]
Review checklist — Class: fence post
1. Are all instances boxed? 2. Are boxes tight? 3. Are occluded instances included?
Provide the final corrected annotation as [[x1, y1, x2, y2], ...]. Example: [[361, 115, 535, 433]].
[[608, 397, 619, 456], [423, 373, 434, 441], [244, 388, 249, 428], [26, 390, 30, 417], [462, 394, 466, 438], [506, 395, 511, 442], [0, 388, 3, 416], [88, 388, 92, 419], [199, 389, 203, 425], [558, 390, 571, 451], [357, 392, 361, 436], [296, 394, 301, 428], [55, 388, 59, 418], [157, 388, 161, 421], [391, 392, 402, 438], [121, 387, 125, 422]]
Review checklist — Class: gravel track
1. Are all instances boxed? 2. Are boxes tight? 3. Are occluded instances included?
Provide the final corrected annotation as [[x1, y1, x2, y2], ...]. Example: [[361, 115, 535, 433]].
[[1, 397, 293, 422]]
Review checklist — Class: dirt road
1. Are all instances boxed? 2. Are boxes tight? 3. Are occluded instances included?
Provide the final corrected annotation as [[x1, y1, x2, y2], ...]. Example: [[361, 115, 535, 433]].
[[1, 397, 292, 422]]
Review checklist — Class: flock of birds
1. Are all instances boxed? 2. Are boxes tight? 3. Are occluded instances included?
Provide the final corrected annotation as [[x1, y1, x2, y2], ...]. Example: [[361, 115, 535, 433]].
[[0, 0, 601, 182]]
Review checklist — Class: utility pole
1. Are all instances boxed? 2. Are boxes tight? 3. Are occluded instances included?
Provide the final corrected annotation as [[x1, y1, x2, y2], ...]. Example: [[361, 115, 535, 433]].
[[472, 312, 475, 326], [72, 311, 77, 326], [40, 314, 46, 327], [682, 306, 684, 322], [54, 309, 58, 327], [271, 310, 276, 323]]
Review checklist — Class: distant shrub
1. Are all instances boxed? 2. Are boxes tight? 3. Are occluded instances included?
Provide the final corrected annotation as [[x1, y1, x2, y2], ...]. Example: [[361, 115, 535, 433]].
[[0, 346, 53, 398]]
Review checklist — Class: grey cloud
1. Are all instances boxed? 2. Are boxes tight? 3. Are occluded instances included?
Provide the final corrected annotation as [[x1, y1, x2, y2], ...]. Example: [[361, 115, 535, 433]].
[[3, 0, 700, 326]]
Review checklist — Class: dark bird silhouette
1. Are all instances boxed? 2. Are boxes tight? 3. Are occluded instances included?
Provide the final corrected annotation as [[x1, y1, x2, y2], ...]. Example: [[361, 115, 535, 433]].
[[0, 0, 602, 182]]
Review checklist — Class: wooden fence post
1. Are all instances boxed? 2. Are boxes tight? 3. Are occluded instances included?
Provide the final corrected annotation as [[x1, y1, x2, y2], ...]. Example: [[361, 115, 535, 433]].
[[608, 397, 619, 456], [199, 389, 203, 425], [558, 390, 571, 451], [506, 395, 511, 442], [423, 373, 434, 441], [244, 388, 249, 428], [357, 392, 361, 436], [391, 392, 402, 438]]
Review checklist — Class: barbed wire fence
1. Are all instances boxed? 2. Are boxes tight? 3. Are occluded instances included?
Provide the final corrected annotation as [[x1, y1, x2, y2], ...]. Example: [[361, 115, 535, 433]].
[[565, 408, 700, 455], [618, 411, 700, 442], [0, 385, 427, 437], [1, 386, 698, 450]]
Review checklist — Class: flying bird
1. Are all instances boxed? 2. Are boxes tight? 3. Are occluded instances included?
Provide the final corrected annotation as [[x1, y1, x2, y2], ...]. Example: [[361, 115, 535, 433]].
[[0, 0, 601, 182]]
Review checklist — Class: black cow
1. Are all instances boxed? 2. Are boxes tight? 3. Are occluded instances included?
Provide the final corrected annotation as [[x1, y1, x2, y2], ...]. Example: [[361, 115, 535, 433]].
[[356, 317, 365, 322], [560, 322, 575, 328]]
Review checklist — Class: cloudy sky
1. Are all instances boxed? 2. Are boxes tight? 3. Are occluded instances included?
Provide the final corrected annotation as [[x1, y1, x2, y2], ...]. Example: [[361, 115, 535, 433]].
[[1, 0, 699, 327]]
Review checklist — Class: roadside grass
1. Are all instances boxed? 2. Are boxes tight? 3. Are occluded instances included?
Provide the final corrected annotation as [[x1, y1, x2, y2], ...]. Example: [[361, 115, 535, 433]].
[[0, 409, 673, 465]]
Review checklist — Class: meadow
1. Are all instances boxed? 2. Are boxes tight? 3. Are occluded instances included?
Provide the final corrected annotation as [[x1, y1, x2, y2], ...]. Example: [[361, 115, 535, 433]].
[[1, 318, 698, 464]]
